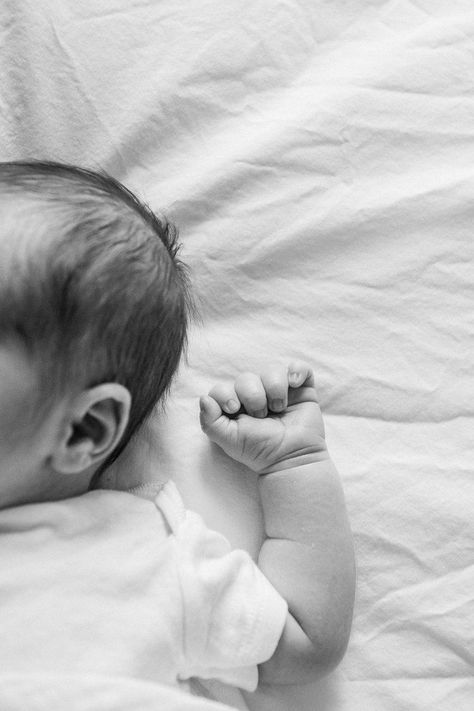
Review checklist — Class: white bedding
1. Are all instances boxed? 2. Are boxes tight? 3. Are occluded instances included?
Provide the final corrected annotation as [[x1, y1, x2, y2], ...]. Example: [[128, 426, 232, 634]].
[[1, 1, 473, 709]]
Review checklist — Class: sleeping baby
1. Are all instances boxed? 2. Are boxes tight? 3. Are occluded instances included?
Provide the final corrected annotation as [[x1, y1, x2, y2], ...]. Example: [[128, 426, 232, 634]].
[[0, 161, 355, 705]]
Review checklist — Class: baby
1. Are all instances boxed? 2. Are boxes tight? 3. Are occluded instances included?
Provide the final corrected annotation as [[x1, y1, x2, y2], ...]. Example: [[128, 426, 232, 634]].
[[0, 161, 355, 707]]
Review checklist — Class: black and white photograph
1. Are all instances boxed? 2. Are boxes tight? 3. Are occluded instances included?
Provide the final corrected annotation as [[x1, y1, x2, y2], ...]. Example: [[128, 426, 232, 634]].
[[0, 2, 472, 710]]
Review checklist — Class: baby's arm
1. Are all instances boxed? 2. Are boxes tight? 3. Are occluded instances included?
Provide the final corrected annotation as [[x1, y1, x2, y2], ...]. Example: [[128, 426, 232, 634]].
[[199, 362, 355, 685]]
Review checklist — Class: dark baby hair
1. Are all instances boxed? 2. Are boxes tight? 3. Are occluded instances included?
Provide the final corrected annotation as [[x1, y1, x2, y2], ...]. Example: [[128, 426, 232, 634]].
[[0, 160, 193, 468]]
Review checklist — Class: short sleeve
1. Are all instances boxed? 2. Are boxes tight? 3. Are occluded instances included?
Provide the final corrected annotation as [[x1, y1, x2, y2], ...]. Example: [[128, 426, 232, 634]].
[[154, 482, 288, 692]]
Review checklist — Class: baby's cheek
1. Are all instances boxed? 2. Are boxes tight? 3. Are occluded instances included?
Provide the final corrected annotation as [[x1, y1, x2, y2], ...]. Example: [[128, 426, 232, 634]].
[[0, 345, 47, 458], [0, 409, 41, 475]]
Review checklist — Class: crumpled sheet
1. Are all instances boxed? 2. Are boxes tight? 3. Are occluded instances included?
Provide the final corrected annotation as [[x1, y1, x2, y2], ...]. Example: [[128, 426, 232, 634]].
[[1, 1, 473, 710], [0, 674, 234, 711]]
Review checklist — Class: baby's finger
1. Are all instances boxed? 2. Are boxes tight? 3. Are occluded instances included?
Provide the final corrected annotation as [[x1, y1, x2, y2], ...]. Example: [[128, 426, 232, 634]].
[[260, 365, 289, 412], [287, 361, 315, 389], [199, 395, 225, 433], [208, 383, 241, 415], [234, 372, 267, 418]]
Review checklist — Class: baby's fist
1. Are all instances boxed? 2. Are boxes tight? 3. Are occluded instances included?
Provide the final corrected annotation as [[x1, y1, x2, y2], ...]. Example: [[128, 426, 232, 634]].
[[199, 362, 328, 474]]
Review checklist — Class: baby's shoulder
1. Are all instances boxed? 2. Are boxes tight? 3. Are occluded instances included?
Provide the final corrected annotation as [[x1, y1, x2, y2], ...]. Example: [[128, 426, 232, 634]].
[[0, 487, 168, 545], [84, 486, 170, 539]]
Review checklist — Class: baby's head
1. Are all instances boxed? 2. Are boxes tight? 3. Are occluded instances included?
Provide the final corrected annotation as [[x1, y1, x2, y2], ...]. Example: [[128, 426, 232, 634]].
[[0, 161, 192, 509]]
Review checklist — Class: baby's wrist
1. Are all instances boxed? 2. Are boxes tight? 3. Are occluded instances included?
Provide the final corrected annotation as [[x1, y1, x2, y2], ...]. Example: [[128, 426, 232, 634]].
[[258, 448, 330, 476]]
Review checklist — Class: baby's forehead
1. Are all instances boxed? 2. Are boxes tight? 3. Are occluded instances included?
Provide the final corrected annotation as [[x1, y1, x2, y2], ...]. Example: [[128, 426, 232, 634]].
[[0, 203, 69, 321], [0, 193, 60, 270]]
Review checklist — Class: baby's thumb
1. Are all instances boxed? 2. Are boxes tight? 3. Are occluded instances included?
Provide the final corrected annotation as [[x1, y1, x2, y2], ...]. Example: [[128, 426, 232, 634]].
[[199, 395, 226, 439]]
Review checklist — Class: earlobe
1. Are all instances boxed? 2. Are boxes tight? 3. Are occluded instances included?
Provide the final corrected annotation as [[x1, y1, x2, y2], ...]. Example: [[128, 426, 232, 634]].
[[51, 384, 131, 475]]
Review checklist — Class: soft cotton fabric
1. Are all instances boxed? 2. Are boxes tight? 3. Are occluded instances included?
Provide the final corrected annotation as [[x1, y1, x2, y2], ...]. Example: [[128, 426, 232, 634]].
[[0, 674, 235, 711], [0, 482, 287, 696], [1, 2, 473, 710]]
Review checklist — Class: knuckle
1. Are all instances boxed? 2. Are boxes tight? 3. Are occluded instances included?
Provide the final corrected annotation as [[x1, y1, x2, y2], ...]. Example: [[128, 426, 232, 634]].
[[261, 374, 284, 390], [245, 389, 265, 403], [235, 372, 261, 392], [288, 359, 305, 371], [208, 384, 228, 400], [261, 371, 287, 395]]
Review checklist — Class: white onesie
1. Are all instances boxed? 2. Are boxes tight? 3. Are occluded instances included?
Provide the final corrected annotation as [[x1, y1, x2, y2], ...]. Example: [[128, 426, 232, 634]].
[[0, 481, 287, 698]]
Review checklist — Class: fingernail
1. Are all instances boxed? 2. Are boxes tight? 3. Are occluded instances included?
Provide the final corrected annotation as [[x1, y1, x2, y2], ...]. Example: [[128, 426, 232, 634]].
[[253, 408, 267, 418], [271, 399, 284, 412], [289, 372, 300, 386], [226, 399, 239, 413]]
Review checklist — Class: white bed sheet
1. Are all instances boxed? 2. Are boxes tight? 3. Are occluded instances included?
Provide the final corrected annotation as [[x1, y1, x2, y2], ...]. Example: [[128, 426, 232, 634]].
[[1, 1, 473, 709]]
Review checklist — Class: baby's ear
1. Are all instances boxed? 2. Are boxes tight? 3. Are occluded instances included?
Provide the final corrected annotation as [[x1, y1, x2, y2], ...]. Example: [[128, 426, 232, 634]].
[[51, 384, 131, 475]]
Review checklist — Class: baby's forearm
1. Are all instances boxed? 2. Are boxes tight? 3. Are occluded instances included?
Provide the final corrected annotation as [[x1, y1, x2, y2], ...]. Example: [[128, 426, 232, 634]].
[[257, 457, 356, 684]]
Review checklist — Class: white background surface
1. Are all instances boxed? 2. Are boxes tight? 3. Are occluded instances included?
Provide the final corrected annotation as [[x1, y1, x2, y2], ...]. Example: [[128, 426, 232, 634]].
[[1, 1, 473, 709]]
